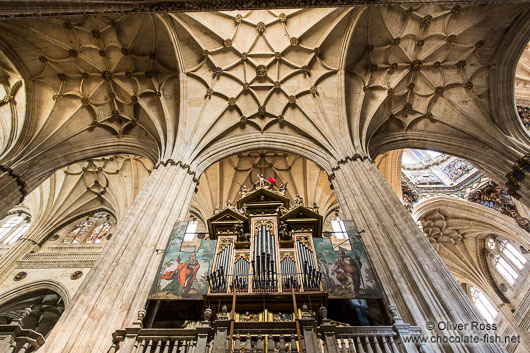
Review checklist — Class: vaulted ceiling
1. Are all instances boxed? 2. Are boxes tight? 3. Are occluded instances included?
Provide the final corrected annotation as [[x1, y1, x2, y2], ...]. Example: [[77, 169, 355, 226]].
[[190, 150, 337, 228], [0, 4, 529, 200]]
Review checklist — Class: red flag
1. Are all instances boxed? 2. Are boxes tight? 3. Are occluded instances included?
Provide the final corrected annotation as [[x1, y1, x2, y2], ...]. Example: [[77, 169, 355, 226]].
[[268, 177, 278, 185]]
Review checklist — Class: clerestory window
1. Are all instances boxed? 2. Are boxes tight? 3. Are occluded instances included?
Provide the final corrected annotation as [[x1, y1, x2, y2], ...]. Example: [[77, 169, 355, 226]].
[[0, 214, 31, 244], [470, 286, 498, 323]]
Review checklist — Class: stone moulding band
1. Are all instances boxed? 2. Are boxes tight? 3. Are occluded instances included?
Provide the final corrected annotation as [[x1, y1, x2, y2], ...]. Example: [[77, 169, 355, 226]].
[[327, 154, 373, 190], [0, 164, 27, 203], [0, 2, 475, 19], [153, 159, 200, 184], [505, 153, 530, 199]]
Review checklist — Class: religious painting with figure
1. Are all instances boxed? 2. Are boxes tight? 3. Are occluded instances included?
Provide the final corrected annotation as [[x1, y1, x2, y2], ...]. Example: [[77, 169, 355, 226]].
[[149, 222, 216, 300], [314, 221, 382, 299]]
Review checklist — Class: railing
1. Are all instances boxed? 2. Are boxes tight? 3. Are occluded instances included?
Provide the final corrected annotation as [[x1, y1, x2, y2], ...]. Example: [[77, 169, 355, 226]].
[[110, 306, 426, 353], [231, 321, 301, 352], [124, 329, 198, 353], [326, 325, 413, 353]]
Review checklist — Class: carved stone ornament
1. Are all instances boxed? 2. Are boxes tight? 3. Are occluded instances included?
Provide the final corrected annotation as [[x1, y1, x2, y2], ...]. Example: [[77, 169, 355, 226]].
[[256, 65, 267, 78], [138, 309, 147, 321], [13, 271, 27, 281], [71, 270, 83, 280]]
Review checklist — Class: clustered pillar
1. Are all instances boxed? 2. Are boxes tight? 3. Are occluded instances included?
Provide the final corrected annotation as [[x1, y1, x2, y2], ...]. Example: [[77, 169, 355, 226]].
[[331, 158, 506, 353], [38, 163, 197, 353]]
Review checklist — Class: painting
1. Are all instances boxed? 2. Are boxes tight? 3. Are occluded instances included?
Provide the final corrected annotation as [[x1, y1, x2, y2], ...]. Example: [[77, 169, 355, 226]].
[[314, 221, 382, 299], [149, 222, 216, 300]]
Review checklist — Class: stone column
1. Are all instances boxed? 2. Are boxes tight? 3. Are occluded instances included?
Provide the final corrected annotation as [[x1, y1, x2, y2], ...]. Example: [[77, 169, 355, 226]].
[[37, 164, 197, 353], [331, 158, 506, 353]]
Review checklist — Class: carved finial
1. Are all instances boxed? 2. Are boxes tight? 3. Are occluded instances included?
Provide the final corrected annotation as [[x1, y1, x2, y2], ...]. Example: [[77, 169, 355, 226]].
[[17, 307, 32, 324], [204, 307, 213, 321], [319, 306, 327, 320], [388, 304, 403, 323]]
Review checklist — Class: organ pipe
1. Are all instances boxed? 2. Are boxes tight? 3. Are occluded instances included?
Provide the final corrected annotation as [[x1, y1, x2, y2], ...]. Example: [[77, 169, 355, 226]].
[[252, 225, 278, 292]]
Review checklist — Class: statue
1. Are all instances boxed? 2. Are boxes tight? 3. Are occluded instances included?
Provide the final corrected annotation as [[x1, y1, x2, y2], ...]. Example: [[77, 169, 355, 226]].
[[279, 182, 288, 194], [239, 204, 247, 216], [217, 305, 229, 320], [257, 174, 268, 188], [241, 311, 256, 321], [277, 205, 287, 216], [225, 199, 232, 208], [213, 207, 219, 215], [312, 202, 319, 214], [301, 304, 314, 319], [235, 223, 246, 242], [239, 184, 248, 195], [279, 221, 290, 240], [294, 194, 303, 206]]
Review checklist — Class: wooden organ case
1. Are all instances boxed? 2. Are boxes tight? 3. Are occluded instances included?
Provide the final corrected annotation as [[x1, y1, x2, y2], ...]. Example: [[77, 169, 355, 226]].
[[205, 187, 326, 321]]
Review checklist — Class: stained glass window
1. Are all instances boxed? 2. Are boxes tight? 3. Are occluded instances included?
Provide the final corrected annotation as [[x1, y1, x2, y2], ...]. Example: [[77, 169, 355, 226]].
[[86, 221, 112, 243], [62, 212, 113, 244], [63, 220, 93, 244]]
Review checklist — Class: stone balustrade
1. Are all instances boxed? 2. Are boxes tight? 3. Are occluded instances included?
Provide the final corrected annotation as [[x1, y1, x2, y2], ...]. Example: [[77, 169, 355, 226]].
[[0, 323, 45, 353]]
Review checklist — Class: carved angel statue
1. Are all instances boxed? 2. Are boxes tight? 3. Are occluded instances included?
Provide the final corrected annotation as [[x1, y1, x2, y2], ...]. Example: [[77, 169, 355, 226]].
[[239, 184, 248, 195], [312, 202, 319, 214], [294, 194, 304, 206], [278, 182, 288, 194], [213, 207, 219, 215], [279, 221, 290, 240], [277, 205, 287, 216], [257, 174, 268, 188], [225, 199, 232, 208]]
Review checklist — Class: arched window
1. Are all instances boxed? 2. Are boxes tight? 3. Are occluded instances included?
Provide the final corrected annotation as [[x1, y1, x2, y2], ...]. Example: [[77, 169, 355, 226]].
[[331, 218, 348, 239], [0, 214, 31, 244], [63, 220, 93, 244], [85, 213, 112, 243], [469, 286, 498, 323], [486, 236, 529, 287], [493, 256, 518, 285], [499, 240, 527, 270], [62, 212, 114, 244], [183, 221, 198, 242]]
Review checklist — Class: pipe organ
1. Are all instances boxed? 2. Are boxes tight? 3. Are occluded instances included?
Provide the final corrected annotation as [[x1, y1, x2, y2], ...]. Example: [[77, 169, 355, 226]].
[[206, 187, 323, 294], [252, 223, 278, 292], [296, 237, 321, 291]]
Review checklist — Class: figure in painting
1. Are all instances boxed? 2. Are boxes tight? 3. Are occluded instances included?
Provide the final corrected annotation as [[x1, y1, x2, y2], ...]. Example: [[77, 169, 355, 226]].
[[161, 254, 200, 298], [332, 249, 363, 296]]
